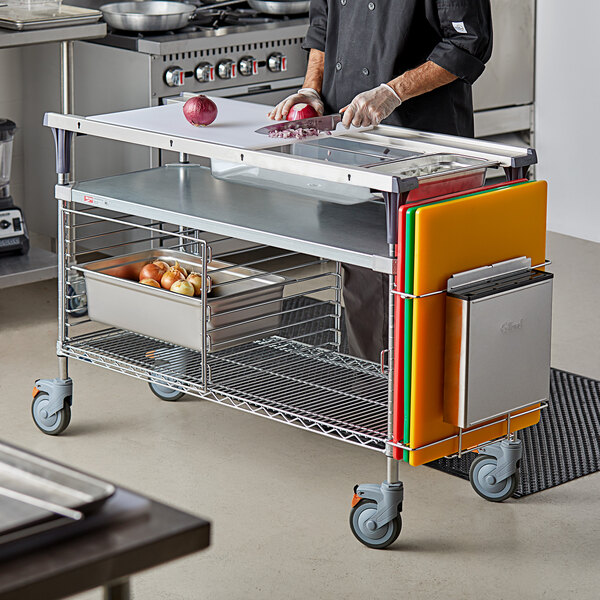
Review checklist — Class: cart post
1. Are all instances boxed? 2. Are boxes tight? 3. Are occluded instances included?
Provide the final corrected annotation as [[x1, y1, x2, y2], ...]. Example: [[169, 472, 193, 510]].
[[386, 242, 399, 485]]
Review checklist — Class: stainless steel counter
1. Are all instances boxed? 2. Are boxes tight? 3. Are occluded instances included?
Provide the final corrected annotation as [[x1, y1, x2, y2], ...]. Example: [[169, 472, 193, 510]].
[[0, 21, 105, 48], [67, 164, 395, 273], [0, 247, 56, 289], [0, 14, 105, 289]]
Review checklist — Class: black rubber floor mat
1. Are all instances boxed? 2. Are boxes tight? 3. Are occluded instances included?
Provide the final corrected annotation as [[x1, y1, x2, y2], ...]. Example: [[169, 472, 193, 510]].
[[282, 297, 600, 498]]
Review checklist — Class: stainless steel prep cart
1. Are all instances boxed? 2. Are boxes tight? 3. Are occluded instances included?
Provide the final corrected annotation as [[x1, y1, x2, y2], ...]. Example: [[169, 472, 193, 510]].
[[36, 104, 550, 548]]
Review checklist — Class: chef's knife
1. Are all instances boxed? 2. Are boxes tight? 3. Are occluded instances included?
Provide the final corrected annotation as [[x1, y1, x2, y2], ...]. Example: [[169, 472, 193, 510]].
[[255, 113, 343, 136]]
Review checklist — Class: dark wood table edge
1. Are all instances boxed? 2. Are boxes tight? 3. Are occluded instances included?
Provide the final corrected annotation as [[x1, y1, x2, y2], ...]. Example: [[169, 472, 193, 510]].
[[0, 488, 210, 600]]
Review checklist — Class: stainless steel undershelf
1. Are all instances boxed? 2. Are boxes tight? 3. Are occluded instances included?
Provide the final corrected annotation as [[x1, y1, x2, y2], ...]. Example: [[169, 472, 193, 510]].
[[0, 247, 57, 289], [0, 22, 105, 48], [69, 165, 395, 273]]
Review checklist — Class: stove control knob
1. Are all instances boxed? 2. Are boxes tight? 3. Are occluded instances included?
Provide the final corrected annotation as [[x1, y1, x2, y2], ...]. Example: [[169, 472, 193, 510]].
[[267, 52, 287, 73], [238, 56, 258, 77], [0, 220, 10, 230], [165, 67, 185, 87], [217, 59, 237, 80], [195, 62, 215, 83]]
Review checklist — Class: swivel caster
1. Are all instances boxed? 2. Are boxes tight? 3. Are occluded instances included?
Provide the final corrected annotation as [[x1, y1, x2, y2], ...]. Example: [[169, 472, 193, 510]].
[[66, 282, 88, 318], [148, 381, 184, 402], [469, 454, 519, 502], [349, 481, 404, 549], [32, 387, 71, 435], [350, 499, 402, 549]]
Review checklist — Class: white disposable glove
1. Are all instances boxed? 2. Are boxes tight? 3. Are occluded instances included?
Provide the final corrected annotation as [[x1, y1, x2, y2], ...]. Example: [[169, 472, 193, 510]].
[[341, 84, 402, 128], [268, 88, 325, 121]]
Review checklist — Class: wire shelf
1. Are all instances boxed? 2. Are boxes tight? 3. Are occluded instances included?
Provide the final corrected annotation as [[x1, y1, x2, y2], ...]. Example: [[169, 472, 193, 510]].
[[65, 332, 388, 451]]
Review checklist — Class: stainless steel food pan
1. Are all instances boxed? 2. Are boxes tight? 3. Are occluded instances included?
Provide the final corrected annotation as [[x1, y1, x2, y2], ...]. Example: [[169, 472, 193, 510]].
[[366, 153, 494, 178], [366, 153, 496, 202], [75, 249, 285, 352], [0, 442, 115, 535]]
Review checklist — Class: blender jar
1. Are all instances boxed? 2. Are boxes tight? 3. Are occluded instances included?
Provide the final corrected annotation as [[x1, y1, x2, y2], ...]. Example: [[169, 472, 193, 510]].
[[0, 119, 16, 197]]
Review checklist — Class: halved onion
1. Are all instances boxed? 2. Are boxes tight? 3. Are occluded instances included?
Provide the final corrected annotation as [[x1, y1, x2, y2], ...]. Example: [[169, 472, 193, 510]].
[[287, 103, 319, 121]]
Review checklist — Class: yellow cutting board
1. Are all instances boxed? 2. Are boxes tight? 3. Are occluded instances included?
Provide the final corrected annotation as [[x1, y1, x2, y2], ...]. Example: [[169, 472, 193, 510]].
[[408, 181, 548, 466]]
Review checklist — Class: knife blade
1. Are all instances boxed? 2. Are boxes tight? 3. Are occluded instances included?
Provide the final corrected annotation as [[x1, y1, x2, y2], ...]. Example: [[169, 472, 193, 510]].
[[255, 113, 343, 136]]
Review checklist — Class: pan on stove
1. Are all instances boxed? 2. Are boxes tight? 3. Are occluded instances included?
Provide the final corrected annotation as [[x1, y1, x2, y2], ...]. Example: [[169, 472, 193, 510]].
[[100, 0, 310, 32]]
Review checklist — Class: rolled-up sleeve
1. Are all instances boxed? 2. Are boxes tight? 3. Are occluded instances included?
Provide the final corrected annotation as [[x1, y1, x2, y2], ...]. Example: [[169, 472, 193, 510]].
[[302, 0, 328, 52], [426, 0, 492, 84]]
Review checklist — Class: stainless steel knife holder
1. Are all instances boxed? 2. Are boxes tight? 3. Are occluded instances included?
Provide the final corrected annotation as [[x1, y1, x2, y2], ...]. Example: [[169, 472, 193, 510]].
[[443, 257, 554, 429]]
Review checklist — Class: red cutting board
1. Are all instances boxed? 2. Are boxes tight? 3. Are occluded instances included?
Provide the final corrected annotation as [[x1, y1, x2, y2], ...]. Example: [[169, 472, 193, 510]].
[[392, 180, 527, 462], [408, 181, 548, 466]]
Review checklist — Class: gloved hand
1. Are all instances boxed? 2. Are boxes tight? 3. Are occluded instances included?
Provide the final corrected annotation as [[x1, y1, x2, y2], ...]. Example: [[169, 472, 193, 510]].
[[341, 84, 402, 128], [268, 88, 325, 121]]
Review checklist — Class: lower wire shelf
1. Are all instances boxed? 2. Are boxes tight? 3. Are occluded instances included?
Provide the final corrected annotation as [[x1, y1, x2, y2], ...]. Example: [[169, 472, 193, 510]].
[[64, 331, 389, 451]]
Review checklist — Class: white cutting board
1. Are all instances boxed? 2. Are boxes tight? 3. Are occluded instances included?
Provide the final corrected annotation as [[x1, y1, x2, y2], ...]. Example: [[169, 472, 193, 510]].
[[87, 97, 351, 150]]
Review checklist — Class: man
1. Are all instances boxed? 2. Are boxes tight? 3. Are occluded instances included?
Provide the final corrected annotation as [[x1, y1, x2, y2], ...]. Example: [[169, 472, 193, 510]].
[[269, 1, 493, 362]]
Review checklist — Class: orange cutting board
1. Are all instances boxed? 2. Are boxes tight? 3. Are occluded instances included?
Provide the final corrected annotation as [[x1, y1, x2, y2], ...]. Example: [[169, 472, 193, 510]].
[[408, 181, 548, 466]]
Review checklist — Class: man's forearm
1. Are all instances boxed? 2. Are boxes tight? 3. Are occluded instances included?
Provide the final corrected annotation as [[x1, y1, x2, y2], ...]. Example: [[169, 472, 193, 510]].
[[387, 61, 457, 102], [303, 49, 325, 93]]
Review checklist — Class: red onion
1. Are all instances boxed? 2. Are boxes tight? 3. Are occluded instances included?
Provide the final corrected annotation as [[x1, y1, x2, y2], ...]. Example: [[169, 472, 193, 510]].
[[183, 95, 218, 127], [287, 103, 319, 121]]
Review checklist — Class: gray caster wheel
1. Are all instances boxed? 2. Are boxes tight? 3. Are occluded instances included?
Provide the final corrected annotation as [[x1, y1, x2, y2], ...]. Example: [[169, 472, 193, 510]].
[[149, 381, 184, 402], [349, 499, 402, 549], [32, 392, 71, 435], [469, 454, 519, 502], [66, 283, 88, 318]]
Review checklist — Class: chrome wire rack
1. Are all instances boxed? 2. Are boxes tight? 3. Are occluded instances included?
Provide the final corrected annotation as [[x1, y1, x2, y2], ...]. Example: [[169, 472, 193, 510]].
[[65, 331, 388, 450], [54, 198, 390, 450]]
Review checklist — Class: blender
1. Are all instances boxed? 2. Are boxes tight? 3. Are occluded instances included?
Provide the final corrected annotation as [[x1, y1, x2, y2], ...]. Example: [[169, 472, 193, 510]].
[[0, 119, 29, 255]]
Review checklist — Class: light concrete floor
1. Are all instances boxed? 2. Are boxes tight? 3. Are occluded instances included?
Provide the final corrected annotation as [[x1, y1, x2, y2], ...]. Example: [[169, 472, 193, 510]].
[[0, 231, 599, 600]]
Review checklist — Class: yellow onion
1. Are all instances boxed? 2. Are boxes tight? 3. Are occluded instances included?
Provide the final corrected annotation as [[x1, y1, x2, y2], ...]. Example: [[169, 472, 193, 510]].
[[170, 279, 195, 296], [139, 262, 166, 284], [153, 260, 170, 272], [187, 272, 204, 296], [172, 261, 188, 278], [140, 278, 161, 288], [161, 266, 185, 290]]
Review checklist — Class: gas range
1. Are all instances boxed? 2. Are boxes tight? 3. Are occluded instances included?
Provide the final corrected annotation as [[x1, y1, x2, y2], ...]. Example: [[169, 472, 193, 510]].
[[85, 4, 309, 98], [93, 5, 308, 54]]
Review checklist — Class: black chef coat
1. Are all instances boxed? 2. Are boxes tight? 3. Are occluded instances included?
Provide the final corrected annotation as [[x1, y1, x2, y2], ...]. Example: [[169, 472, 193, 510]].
[[303, 0, 492, 136]]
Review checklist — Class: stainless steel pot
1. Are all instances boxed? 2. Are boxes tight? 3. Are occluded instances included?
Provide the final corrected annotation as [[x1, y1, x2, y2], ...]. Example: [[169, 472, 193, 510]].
[[100, 0, 309, 32]]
